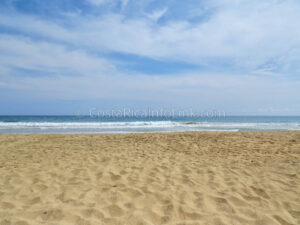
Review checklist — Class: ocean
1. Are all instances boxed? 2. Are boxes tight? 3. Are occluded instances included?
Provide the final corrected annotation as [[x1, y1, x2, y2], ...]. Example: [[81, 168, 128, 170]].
[[0, 115, 300, 134]]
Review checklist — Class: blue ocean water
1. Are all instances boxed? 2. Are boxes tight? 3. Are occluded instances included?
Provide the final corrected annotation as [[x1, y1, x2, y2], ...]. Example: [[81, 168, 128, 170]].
[[0, 115, 300, 133]]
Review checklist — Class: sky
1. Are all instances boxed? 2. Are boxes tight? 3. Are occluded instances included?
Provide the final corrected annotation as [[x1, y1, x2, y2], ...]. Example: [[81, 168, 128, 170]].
[[0, 0, 300, 115]]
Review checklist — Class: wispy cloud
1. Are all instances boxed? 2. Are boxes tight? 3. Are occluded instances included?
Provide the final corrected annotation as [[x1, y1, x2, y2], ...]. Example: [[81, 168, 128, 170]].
[[87, 0, 108, 6], [146, 8, 167, 21], [1, 0, 299, 70], [0, 34, 114, 75], [0, 0, 300, 114]]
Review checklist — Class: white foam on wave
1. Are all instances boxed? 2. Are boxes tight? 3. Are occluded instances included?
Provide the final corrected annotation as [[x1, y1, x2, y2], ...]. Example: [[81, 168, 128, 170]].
[[0, 121, 177, 129], [0, 121, 299, 133]]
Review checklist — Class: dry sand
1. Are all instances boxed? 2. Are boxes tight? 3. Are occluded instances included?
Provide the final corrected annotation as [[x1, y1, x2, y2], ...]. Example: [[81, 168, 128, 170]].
[[0, 131, 300, 225]]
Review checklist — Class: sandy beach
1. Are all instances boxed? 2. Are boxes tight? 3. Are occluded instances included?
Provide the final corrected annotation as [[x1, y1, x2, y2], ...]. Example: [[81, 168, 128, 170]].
[[0, 131, 299, 225]]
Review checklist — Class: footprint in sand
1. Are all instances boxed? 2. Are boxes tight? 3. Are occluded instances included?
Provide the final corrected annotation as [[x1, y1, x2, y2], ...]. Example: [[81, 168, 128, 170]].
[[250, 186, 270, 199]]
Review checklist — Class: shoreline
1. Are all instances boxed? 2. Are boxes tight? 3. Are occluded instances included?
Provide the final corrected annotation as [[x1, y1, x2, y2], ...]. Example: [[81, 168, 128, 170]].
[[1, 131, 299, 224], [1, 129, 300, 135]]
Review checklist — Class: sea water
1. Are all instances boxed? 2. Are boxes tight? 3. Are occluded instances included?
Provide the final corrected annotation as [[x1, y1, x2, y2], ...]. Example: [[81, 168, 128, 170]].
[[0, 115, 300, 133]]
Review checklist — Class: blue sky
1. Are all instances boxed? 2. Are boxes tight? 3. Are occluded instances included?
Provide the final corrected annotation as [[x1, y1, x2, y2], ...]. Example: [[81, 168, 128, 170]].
[[0, 0, 300, 115]]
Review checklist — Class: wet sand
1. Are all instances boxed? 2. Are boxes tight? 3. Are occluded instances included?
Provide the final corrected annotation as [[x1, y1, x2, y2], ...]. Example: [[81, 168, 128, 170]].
[[0, 131, 299, 225]]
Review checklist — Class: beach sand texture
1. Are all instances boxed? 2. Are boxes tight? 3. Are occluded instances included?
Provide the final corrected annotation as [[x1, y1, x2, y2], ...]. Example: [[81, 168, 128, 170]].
[[0, 131, 300, 225]]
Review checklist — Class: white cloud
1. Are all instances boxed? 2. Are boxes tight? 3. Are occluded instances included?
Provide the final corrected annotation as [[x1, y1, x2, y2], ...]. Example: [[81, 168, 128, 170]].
[[0, 34, 115, 76], [1, 0, 299, 71], [146, 8, 167, 21], [121, 0, 129, 10], [87, 0, 128, 9], [1, 0, 300, 113], [0, 33, 299, 113]]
